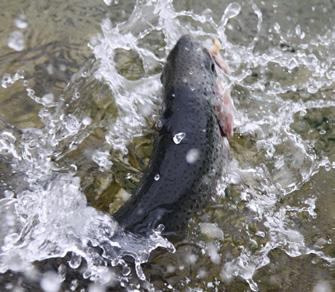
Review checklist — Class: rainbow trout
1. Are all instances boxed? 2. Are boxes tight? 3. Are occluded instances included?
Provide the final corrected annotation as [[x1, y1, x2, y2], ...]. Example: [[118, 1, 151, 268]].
[[114, 35, 233, 236]]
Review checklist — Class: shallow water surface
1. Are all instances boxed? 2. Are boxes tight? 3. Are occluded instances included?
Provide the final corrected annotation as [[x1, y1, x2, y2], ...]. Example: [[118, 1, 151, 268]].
[[0, 0, 334, 291]]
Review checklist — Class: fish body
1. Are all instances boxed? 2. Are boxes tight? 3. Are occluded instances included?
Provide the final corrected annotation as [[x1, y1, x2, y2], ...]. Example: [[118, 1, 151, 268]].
[[114, 35, 230, 236]]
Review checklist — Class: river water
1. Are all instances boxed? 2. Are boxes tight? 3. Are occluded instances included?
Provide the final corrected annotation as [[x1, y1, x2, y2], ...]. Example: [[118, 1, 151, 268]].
[[0, 0, 334, 291]]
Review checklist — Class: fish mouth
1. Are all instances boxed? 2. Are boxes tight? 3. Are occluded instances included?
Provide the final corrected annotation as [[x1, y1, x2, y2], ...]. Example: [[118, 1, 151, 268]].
[[208, 38, 235, 140], [208, 38, 231, 74]]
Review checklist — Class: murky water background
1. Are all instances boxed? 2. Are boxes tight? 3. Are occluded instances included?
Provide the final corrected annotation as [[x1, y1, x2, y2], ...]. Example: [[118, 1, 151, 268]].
[[0, 0, 334, 291]]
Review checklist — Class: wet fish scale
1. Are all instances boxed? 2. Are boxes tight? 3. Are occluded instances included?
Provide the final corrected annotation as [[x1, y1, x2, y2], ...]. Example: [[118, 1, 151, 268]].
[[114, 35, 229, 236]]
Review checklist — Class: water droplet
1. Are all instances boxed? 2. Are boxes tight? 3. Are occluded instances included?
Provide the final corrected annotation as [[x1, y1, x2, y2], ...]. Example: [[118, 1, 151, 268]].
[[125, 173, 132, 179], [26, 88, 35, 98], [69, 253, 82, 269], [82, 116, 92, 126], [154, 224, 165, 233], [41, 93, 54, 106], [122, 265, 131, 276], [154, 174, 160, 181], [92, 150, 113, 171], [81, 70, 89, 77], [313, 281, 332, 292], [1, 72, 24, 88], [1, 75, 11, 88], [288, 58, 298, 70], [8, 31, 25, 51], [15, 15, 28, 29], [186, 148, 200, 164], [295, 25, 301, 36], [118, 188, 131, 202], [59, 64, 67, 71], [307, 81, 319, 94], [156, 119, 163, 129], [274, 22, 280, 33], [4, 190, 14, 198], [74, 91, 80, 99], [295, 24, 305, 39], [103, 0, 113, 5], [220, 2, 241, 27], [70, 164, 78, 172], [299, 109, 307, 117], [40, 271, 61, 292], [206, 242, 221, 264], [70, 279, 78, 291], [65, 115, 80, 134], [199, 223, 224, 240], [173, 132, 186, 144]]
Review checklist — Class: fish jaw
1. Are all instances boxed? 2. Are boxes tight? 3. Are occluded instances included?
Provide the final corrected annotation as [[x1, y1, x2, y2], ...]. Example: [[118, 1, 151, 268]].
[[208, 38, 231, 74], [214, 81, 234, 139], [208, 38, 234, 139]]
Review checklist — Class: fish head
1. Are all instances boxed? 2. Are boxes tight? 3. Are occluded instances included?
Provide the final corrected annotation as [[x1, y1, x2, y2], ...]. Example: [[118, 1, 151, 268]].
[[161, 35, 217, 96]]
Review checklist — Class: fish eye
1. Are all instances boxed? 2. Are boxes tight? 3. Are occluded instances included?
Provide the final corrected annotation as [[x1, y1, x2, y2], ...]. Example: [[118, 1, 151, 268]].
[[211, 62, 215, 73]]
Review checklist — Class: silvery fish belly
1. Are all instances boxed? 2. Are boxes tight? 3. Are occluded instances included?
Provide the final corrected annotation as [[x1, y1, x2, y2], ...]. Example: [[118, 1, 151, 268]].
[[113, 35, 231, 236]]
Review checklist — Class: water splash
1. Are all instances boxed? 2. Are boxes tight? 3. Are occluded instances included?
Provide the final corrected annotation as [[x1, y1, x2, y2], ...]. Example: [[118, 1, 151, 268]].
[[0, 0, 335, 291], [0, 59, 172, 289]]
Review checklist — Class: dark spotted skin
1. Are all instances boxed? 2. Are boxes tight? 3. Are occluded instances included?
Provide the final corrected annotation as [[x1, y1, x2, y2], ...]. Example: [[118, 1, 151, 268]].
[[113, 35, 228, 236]]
